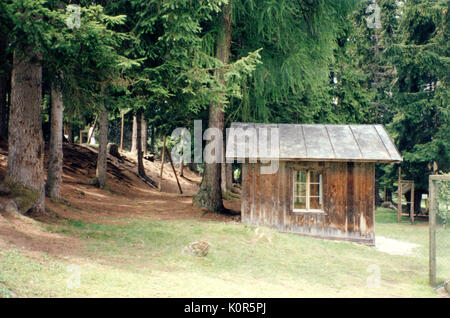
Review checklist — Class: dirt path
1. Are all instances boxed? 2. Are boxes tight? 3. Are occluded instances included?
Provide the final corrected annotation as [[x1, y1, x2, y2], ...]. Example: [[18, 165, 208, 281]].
[[375, 236, 420, 256], [0, 142, 240, 258]]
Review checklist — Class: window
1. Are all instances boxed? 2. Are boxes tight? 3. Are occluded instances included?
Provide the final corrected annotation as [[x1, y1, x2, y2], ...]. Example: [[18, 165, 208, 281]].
[[293, 170, 323, 212]]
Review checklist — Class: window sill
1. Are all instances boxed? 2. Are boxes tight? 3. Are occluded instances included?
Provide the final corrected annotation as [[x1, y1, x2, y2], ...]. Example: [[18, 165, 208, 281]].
[[292, 209, 325, 214]]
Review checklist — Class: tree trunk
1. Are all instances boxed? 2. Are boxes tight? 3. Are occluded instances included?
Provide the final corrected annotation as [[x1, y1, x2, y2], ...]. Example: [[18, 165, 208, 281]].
[[193, 1, 231, 212], [405, 189, 424, 215], [7, 49, 45, 213], [119, 112, 124, 151], [188, 162, 197, 173], [0, 34, 9, 140], [141, 117, 147, 156], [96, 103, 108, 188], [374, 181, 382, 207], [149, 125, 155, 154], [226, 163, 232, 189], [414, 189, 424, 214], [46, 77, 64, 199], [221, 142, 226, 192], [221, 144, 233, 192], [131, 115, 138, 154], [136, 109, 147, 178]]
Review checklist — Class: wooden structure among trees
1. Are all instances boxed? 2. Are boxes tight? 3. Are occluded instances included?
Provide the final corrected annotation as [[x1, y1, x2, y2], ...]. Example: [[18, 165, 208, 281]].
[[226, 123, 402, 244], [397, 167, 415, 224]]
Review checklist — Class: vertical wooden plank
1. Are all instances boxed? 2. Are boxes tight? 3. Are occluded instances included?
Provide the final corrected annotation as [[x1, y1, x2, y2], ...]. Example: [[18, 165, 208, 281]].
[[360, 162, 365, 234], [356, 163, 362, 236], [347, 162, 355, 234], [324, 163, 331, 229], [278, 162, 285, 230], [272, 164, 279, 228], [248, 163, 255, 224], [241, 163, 248, 223], [305, 170, 311, 234], [365, 163, 375, 236], [268, 169, 275, 226], [341, 162, 349, 233], [429, 177, 436, 286], [261, 164, 267, 226], [322, 163, 329, 229], [360, 163, 371, 237], [258, 166, 265, 225], [328, 162, 337, 230], [255, 163, 261, 226], [287, 165, 293, 232]]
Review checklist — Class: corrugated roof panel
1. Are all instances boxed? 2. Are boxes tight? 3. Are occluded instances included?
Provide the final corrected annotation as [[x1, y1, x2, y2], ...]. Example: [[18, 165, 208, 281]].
[[226, 122, 402, 163], [350, 125, 391, 160], [278, 124, 307, 159], [302, 125, 334, 159], [255, 123, 279, 159], [374, 125, 403, 161], [226, 123, 257, 160], [326, 125, 362, 160]]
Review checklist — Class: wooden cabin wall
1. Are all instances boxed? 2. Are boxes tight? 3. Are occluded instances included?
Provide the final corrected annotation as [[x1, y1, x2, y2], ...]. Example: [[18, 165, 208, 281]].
[[241, 161, 375, 244]]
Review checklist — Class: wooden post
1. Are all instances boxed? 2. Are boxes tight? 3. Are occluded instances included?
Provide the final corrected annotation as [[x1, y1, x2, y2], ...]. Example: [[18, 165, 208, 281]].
[[429, 176, 436, 286], [428, 174, 450, 286], [87, 115, 98, 145], [384, 186, 387, 202], [179, 136, 184, 177], [120, 112, 124, 151], [167, 147, 183, 194], [158, 136, 166, 191], [79, 129, 83, 144], [397, 166, 402, 222], [410, 182, 415, 224]]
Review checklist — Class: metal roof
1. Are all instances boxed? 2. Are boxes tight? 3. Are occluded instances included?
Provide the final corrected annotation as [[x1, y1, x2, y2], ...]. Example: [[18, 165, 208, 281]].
[[225, 123, 402, 163]]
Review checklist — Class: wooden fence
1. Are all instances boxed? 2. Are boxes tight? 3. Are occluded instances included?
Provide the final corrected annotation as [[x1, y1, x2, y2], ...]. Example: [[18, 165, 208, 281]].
[[428, 174, 450, 286]]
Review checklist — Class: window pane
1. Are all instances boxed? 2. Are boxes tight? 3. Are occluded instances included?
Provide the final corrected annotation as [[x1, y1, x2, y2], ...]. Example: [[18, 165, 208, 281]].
[[310, 171, 321, 183], [295, 170, 306, 182], [295, 183, 306, 196], [310, 184, 320, 196], [310, 197, 322, 210], [294, 197, 306, 210]]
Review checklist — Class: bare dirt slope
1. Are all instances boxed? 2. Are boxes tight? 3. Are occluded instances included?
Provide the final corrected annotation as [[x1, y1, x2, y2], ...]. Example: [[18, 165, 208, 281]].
[[0, 141, 240, 257]]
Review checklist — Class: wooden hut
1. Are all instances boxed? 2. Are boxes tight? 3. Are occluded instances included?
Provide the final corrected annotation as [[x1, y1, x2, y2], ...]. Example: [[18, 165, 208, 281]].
[[226, 123, 402, 244]]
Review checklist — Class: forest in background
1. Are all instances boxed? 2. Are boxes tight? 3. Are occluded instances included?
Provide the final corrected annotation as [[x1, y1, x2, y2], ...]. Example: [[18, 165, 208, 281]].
[[0, 0, 448, 215]]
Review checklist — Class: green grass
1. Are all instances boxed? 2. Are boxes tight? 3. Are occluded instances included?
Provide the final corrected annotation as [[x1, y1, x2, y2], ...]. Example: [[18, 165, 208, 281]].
[[0, 208, 448, 297]]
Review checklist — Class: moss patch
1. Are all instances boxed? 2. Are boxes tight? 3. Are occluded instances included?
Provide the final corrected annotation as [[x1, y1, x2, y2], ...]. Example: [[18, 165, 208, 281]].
[[3, 177, 39, 213]]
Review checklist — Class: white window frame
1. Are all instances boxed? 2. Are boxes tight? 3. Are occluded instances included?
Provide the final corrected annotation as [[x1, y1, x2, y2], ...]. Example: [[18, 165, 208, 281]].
[[292, 170, 324, 213]]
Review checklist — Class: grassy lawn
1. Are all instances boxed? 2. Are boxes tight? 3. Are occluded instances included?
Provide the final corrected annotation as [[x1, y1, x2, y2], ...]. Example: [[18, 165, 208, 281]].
[[0, 208, 448, 297]]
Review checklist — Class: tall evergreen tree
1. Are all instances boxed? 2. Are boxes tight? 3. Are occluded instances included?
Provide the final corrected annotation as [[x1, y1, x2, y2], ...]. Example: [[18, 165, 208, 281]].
[[381, 0, 449, 210]]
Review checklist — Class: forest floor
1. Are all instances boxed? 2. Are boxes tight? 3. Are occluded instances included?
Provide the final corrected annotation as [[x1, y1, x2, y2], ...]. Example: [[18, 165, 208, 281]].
[[0, 142, 448, 298]]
